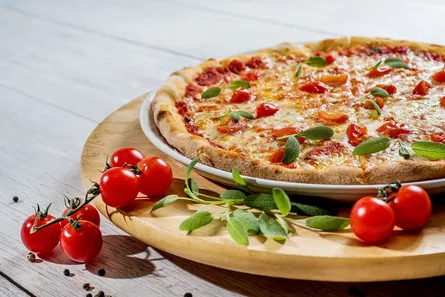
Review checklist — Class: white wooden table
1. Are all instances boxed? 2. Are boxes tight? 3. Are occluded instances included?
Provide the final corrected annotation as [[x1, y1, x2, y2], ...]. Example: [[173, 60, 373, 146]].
[[2, 1, 445, 296]]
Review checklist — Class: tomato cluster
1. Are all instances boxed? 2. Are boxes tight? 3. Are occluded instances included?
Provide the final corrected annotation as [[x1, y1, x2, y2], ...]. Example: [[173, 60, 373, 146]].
[[21, 148, 174, 263], [350, 185, 432, 244]]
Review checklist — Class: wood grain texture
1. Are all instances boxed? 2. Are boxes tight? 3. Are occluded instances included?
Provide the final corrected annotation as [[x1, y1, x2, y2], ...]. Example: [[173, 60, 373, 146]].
[[82, 95, 445, 283]]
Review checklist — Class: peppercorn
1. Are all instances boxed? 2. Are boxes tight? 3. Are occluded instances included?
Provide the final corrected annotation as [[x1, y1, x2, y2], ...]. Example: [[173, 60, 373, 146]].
[[27, 252, 36, 262], [63, 269, 70, 276], [95, 291, 105, 297], [86, 294, 92, 297], [184, 293, 193, 297], [98, 268, 106, 276], [83, 283, 92, 291], [13, 196, 19, 203]]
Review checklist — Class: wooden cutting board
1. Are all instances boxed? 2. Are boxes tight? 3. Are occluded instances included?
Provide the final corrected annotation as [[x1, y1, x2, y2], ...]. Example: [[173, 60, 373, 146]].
[[80, 94, 445, 282]]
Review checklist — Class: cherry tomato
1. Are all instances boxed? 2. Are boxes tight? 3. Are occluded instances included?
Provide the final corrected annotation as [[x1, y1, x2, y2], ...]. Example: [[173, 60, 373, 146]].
[[412, 80, 432, 95], [320, 74, 348, 85], [390, 185, 432, 230], [61, 204, 100, 229], [432, 70, 445, 83], [230, 89, 252, 103], [60, 220, 103, 263], [228, 59, 245, 74], [271, 127, 305, 144], [364, 96, 385, 109], [318, 110, 349, 124], [21, 213, 61, 253], [246, 56, 267, 69], [137, 157, 173, 197], [431, 132, 445, 143], [269, 148, 285, 163], [440, 96, 445, 107], [109, 147, 144, 168], [300, 82, 328, 94], [350, 197, 395, 244], [376, 121, 410, 138], [346, 123, 367, 146], [376, 84, 397, 95], [241, 71, 260, 81], [325, 55, 336, 65], [217, 117, 246, 133], [256, 103, 279, 118], [367, 66, 392, 78], [100, 167, 140, 208]]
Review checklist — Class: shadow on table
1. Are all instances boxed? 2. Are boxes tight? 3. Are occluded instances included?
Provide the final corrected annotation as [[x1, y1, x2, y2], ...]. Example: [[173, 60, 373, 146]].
[[157, 250, 445, 297], [85, 235, 163, 279]]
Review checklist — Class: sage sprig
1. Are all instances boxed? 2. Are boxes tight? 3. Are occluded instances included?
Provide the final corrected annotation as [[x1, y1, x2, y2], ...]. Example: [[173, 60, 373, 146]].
[[220, 110, 255, 122], [356, 96, 382, 116], [277, 125, 334, 140], [352, 137, 391, 156], [411, 141, 445, 160], [384, 57, 410, 70], [201, 87, 221, 99], [370, 87, 389, 97], [295, 64, 303, 78], [230, 80, 251, 90], [306, 56, 327, 68]]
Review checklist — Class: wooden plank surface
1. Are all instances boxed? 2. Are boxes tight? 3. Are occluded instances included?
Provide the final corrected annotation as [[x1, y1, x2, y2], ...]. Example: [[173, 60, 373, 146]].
[[1, 0, 445, 296]]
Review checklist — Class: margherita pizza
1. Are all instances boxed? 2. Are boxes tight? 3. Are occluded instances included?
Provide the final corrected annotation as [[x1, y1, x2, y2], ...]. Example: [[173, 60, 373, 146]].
[[152, 37, 445, 184]]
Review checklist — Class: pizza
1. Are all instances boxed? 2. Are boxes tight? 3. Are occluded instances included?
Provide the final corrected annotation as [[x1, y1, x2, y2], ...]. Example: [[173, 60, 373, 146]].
[[151, 37, 445, 185]]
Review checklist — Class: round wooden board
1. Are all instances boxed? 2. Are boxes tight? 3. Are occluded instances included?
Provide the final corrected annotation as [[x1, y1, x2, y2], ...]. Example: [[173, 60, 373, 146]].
[[81, 94, 445, 282]]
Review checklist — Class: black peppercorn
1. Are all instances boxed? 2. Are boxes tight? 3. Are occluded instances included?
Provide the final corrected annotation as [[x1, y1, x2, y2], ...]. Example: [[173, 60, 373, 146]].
[[63, 269, 70, 276], [86, 294, 92, 297], [184, 293, 193, 297], [13, 196, 19, 203], [83, 283, 92, 290], [98, 268, 106, 276]]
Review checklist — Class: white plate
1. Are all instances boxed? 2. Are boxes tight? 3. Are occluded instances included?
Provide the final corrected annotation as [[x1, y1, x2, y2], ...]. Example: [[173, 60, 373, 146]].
[[140, 92, 445, 202]]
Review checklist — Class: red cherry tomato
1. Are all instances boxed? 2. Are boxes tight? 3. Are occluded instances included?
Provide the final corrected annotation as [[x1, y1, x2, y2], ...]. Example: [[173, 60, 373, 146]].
[[350, 197, 395, 244], [256, 103, 279, 118], [376, 84, 397, 95], [241, 71, 260, 81], [367, 66, 392, 78], [230, 89, 252, 103], [21, 213, 61, 253], [412, 80, 432, 95], [389, 185, 432, 230], [440, 96, 445, 107], [60, 220, 103, 263], [109, 147, 144, 168], [325, 55, 336, 65], [99, 167, 140, 208], [431, 132, 445, 143], [364, 96, 385, 110], [137, 157, 173, 197], [346, 123, 367, 146], [300, 82, 328, 94], [61, 204, 100, 229], [228, 59, 246, 74], [271, 127, 305, 144], [318, 110, 349, 124], [376, 121, 410, 138], [269, 148, 285, 163], [432, 70, 445, 83]]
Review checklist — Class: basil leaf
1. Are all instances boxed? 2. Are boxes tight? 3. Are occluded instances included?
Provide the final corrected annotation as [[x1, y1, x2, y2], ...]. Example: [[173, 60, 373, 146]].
[[232, 168, 251, 193], [306, 215, 350, 231], [299, 126, 334, 140], [201, 87, 221, 99], [259, 213, 287, 241], [220, 189, 245, 205], [152, 195, 179, 212], [306, 56, 326, 68], [368, 60, 382, 70], [179, 211, 213, 231], [370, 87, 389, 97], [384, 57, 410, 70], [290, 201, 337, 216], [398, 140, 413, 159], [185, 178, 199, 196], [230, 80, 251, 90], [412, 141, 445, 160], [282, 136, 300, 164], [227, 217, 249, 246], [232, 209, 260, 235], [236, 110, 255, 119], [295, 64, 302, 78], [244, 193, 276, 211], [185, 157, 200, 193], [272, 188, 291, 216], [352, 137, 391, 156], [230, 111, 241, 122]]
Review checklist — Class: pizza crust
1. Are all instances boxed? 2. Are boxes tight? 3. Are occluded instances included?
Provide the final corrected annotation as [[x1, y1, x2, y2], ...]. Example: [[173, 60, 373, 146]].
[[152, 37, 445, 185]]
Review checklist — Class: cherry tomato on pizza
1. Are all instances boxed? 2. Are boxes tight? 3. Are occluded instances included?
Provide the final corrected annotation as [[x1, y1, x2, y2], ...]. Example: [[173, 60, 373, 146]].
[[231, 89, 252, 103], [367, 66, 391, 78], [318, 110, 349, 124], [256, 103, 279, 118], [300, 82, 328, 94], [432, 70, 445, 83], [412, 80, 432, 95]]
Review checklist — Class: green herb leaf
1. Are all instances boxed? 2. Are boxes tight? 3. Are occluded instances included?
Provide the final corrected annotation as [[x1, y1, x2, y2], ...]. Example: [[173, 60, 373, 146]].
[[185, 157, 200, 194], [232, 168, 251, 193], [384, 57, 410, 70], [306, 56, 327, 68], [275, 215, 294, 234], [152, 195, 179, 212], [290, 201, 337, 216], [306, 215, 350, 231], [185, 178, 199, 196], [370, 87, 389, 97], [230, 80, 251, 90], [352, 137, 391, 156], [368, 60, 382, 70], [179, 211, 213, 231], [220, 189, 245, 205], [218, 112, 230, 119], [230, 111, 241, 122], [259, 213, 287, 241], [232, 209, 260, 235], [412, 141, 445, 160], [244, 193, 276, 211], [367, 98, 382, 116], [201, 87, 221, 99], [299, 126, 334, 140], [227, 217, 249, 246], [295, 64, 303, 78], [398, 140, 413, 159], [282, 136, 300, 164], [272, 188, 291, 216], [236, 110, 255, 120]]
